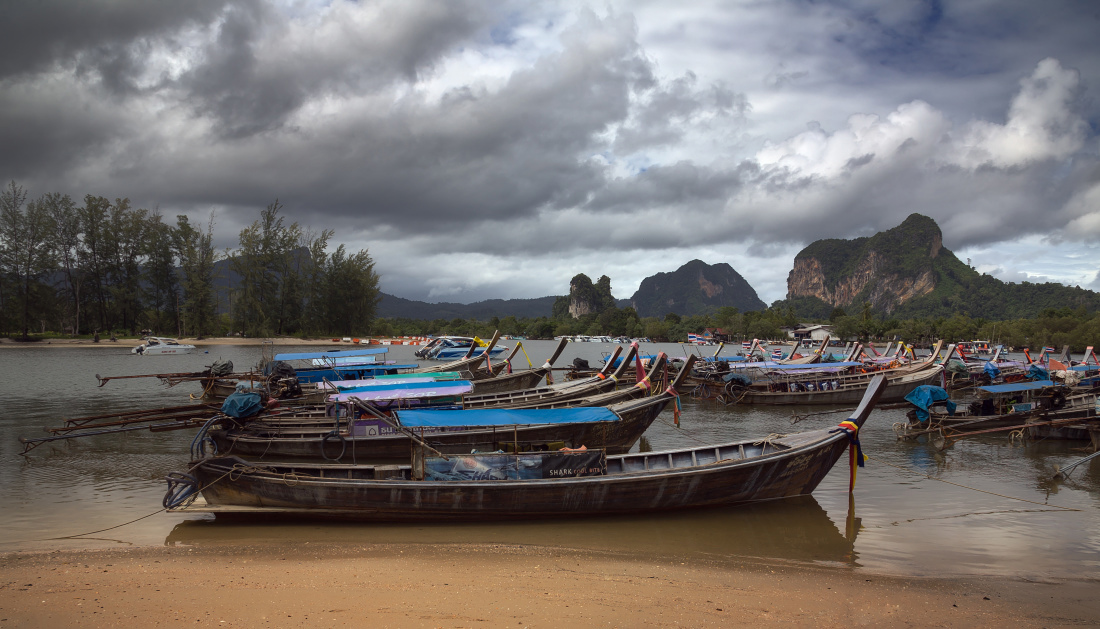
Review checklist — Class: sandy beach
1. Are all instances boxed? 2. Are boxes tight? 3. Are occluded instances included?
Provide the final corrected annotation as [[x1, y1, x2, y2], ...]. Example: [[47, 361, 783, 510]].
[[2, 542, 1097, 628]]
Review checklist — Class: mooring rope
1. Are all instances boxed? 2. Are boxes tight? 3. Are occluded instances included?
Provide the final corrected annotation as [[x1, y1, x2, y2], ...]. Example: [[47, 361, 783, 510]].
[[865, 454, 1080, 511], [40, 508, 168, 541]]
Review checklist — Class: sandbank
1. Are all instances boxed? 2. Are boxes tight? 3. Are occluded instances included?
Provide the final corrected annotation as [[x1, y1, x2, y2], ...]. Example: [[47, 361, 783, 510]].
[[1, 542, 1097, 627]]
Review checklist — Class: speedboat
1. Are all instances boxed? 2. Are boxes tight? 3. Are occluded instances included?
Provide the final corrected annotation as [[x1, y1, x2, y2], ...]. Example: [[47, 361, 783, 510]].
[[414, 336, 508, 361], [131, 337, 197, 355]]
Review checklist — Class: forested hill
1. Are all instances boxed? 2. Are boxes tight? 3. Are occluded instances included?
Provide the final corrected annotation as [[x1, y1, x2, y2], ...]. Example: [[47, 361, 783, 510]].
[[629, 259, 765, 317], [783, 213, 1100, 320]]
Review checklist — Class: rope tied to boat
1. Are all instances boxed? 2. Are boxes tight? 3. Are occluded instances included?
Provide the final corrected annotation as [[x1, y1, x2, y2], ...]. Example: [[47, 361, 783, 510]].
[[830, 420, 866, 493], [752, 433, 787, 448], [664, 385, 682, 426], [519, 343, 534, 368]]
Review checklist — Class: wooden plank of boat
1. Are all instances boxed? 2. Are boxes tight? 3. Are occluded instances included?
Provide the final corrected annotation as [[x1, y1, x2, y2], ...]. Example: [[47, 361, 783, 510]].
[[169, 376, 887, 520]]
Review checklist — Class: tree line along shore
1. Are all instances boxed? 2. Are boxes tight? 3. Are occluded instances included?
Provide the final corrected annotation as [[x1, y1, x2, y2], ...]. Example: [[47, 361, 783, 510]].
[[3, 182, 1096, 351]]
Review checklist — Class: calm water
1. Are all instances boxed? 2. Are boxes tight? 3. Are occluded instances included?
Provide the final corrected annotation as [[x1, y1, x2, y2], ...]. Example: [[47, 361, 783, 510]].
[[2, 340, 1098, 579]]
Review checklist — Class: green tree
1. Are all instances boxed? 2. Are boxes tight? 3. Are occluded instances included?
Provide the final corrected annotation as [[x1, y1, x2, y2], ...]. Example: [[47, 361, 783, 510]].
[[45, 193, 83, 335], [174, 215, 218, 338], [300, 228, 334, 335], [320, 245, 380, 336], [0, 184, 57, 339], [230, 200, 303, 336], [104, 198, 148, 334], [78, 195, 112, 333], [144, 211, 180, 333]]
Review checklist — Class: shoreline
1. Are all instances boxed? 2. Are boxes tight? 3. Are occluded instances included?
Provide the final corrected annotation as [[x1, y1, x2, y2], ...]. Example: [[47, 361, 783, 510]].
[[2, 541, 1097, 627]]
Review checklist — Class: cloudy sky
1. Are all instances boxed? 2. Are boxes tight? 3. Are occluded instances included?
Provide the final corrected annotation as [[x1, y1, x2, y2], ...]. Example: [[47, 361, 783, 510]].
[[2, 0, 1099, 305]]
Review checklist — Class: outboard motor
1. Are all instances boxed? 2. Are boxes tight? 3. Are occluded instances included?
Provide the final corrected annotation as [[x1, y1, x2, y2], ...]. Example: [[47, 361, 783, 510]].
[[571, 357, 591, 371], [267, 361, 302, 398]]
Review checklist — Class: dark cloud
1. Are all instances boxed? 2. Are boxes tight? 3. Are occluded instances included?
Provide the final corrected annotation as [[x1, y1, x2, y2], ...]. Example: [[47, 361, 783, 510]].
[[1, 1, 1098, 304], [585, 161, 746, 215], [0, 0, 233, 80], [180, 1, 495, 138]]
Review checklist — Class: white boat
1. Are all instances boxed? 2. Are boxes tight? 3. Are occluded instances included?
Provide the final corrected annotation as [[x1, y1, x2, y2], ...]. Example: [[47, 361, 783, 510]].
[[131, 337, 196, 355]]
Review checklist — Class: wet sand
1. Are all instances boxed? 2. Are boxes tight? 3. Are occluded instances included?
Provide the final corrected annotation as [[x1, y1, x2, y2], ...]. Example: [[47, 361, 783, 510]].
[[2, 542, 1097, 628]]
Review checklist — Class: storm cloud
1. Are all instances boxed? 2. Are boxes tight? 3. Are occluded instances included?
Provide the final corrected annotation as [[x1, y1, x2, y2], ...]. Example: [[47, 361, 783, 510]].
[[2, 0, 1098, 304]]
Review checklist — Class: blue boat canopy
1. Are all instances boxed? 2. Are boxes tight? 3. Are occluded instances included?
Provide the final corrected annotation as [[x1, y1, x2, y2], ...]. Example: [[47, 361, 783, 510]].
[[396, 407, 618, 427], [336, 379, 472, 393], [979, 380, 1055, 394], [274, 348, 389, 361]]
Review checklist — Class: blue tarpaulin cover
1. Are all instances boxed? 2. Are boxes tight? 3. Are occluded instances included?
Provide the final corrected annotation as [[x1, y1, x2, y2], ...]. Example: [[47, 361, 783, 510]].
[[609, 355, 658, 368], [979, 380, 1055, 394], [1027, 364, 1050, 380], [904, 385, 956, 422], [983, 361, 1001, 379], [221, 392, 264, 418], [397, 407, 618, 427]]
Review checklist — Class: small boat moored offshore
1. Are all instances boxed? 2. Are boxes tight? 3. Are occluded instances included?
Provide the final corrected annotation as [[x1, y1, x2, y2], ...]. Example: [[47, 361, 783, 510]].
[[131, 337, 197, 355], [164, 376, 887, 521], [416, 336, 510, 361]]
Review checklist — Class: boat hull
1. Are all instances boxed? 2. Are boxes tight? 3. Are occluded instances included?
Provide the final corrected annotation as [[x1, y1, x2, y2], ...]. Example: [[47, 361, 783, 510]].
[[729, 368, 941, 405], [193, 430, 850, 521]]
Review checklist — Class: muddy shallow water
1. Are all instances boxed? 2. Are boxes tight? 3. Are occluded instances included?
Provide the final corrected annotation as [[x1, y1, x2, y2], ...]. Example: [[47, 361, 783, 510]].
[[2, 341, 1097, 579]]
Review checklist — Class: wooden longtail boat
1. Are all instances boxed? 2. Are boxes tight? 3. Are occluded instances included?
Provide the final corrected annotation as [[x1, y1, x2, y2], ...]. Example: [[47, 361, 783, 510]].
[[203, 381, 686, 461], [460, 345, 630, 409], [727, 366, 940, 405], [167, 376, 886, 521], [465, 338, 569, 394], [241, 345, 646, 431], [897, 383, 1096, 442], [507, 354, 694, 410], [691, 343, 946, 406]]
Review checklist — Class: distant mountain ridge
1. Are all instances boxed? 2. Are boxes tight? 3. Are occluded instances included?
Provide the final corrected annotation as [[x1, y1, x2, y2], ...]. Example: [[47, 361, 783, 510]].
[[377, 259, 767, 320], [377, 293, 558, 320], [629, 259, 766, 317], [786, 213, 1100, 319]]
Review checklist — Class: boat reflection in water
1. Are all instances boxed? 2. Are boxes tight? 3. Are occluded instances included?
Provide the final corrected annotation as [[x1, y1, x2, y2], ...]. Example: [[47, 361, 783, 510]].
[[165, 493, 860, 567]]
